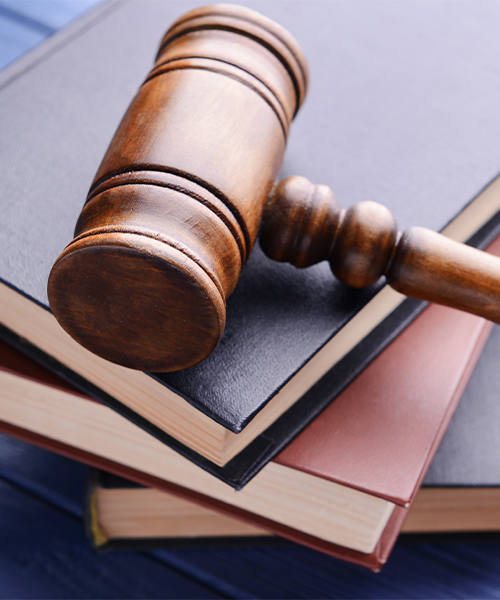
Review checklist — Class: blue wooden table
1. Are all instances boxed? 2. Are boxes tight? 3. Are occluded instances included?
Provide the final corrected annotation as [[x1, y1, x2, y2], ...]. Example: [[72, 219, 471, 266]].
[[1, 433, 500, 599], [2, 2, 500, 597]]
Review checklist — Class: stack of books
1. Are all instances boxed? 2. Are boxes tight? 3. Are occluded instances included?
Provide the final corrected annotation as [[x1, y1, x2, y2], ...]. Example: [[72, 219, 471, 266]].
[[1, 0, 500, 571]]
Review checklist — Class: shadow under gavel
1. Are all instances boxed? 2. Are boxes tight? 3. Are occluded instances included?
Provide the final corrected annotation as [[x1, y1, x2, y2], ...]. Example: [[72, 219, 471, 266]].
[[48, 4, 500, 372]]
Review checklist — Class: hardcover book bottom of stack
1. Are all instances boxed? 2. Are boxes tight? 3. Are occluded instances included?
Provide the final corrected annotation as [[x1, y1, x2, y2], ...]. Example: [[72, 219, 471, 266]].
[[0, 285, 496, 569]]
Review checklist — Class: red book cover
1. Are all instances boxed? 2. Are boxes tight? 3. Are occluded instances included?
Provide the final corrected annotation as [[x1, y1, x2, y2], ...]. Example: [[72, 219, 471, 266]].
[[0, 300, 491, 570], [1, 239, 499, 569]]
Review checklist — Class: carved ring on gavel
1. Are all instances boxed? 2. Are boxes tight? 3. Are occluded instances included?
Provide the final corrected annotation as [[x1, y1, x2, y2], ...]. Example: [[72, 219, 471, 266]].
[[47, 4, 500, 372]]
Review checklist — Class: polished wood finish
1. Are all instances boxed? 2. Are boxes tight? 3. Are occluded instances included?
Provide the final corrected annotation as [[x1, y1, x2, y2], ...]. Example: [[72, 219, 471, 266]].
[[262, 176, 500, 323], [260, 177, 342, 269], [48, 4, 308, 372], [386, 227, 500, 322], [48, 5, 500, 372]]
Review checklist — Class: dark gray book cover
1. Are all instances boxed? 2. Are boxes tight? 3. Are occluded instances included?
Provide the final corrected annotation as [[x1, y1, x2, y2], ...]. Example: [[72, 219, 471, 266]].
[[87, 323, 500, 548], [401, 322, 500, 545], [424, 324, 500, 490], [1, 0, 500, 486], [88, 313, 500, 546]]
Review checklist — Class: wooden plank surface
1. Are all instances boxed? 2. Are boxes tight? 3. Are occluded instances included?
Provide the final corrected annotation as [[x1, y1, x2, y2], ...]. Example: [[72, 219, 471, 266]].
[[0, 480, 221, 598], [2, 1, 500, 598], [0, 0, 100, 69], [2, 433, 500, 599], [0, 13, 45, 70]]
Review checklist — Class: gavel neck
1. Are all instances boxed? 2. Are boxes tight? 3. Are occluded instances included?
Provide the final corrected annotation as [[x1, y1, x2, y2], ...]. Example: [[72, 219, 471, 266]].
[[260, 175, 500, 324]]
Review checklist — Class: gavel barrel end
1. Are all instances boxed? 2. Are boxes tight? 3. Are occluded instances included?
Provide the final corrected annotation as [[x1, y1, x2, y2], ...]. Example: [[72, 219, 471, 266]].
[[47, 3, 309, 371], [47, 232, 226, 372], [386, 226, 500, 323]]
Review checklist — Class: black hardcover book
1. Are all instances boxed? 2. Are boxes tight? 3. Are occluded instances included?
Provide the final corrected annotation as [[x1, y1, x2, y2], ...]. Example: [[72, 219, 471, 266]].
[[85, 469, 282, 552], [0, 299, 495, 570], [87, 323, 500, 550], [2, 0, 500, 486]]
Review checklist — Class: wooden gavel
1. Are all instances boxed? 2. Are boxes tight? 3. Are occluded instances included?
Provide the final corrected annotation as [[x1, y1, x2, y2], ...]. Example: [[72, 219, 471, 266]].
[[48, 4, 500, 372]]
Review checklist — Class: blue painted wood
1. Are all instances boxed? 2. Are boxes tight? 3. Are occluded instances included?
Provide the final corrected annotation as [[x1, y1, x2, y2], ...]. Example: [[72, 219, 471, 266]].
[[4, 433, 500, 598], [0, 0, 102, 70], [2, 2, 500, 598], [0, 3, 55, 35], [0, 0, 102, 29], [0, 475, 220, 599], [0, 434, 86, 517], [0, 14, 45, 70], [151, 544, 500, 599]]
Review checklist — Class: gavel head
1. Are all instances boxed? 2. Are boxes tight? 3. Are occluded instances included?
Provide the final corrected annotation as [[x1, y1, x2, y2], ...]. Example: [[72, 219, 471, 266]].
[[47, 4, 308, 372]]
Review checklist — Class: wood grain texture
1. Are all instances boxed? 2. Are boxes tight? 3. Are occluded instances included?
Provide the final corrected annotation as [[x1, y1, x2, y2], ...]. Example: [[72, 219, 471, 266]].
[[262, 176, 500, 323], [47, 4, 500, 374], [48, 3, 307, 372], [5, 2, 500, 595], [3, 433, 500, 598]]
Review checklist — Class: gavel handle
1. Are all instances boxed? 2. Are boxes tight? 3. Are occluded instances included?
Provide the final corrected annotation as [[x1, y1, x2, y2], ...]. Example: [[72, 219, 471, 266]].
[[260, 176, 500, 323], [386, 227, 500, 322]]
